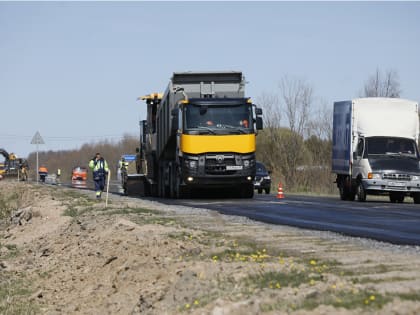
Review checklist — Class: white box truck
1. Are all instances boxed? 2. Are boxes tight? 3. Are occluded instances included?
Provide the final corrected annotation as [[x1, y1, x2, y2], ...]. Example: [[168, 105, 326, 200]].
[[332, 97, 420, 203]]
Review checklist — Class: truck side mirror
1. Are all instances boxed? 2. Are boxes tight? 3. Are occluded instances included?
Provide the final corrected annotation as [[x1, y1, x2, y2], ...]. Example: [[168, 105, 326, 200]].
[[256, 117, 263, 130], [353, 152, 357, 160], [255, 107, 263, 115], [136, 147, 140, 153]]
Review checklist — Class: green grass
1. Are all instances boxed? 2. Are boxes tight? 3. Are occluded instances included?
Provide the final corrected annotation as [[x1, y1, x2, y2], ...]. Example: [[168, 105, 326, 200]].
[[243, 270, 321, 290], [397, 291, 420, 301], [0, 190, 22, 219], [0, 275, 38, 315], [260, 288, 390, 312], [0, 243, 19, 259], [351, 276, 413, 284], [63, 206, 79, 217], [300, 289, 390, 311]]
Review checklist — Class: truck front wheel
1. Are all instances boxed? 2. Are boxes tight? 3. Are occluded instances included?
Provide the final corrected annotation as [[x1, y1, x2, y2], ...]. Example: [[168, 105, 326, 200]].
[[413, 193, 420, 204], [390, 192, 404, 203], [356, 181, 366, 202], [241, 184, 254, 198]]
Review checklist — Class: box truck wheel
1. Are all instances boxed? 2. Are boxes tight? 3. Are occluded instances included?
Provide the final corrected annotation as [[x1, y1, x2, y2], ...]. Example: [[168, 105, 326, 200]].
[[413, 193, 420, 204], [390, 192, 404, 203], [356, 181, 366, 202], [338, 176, 355, 201]]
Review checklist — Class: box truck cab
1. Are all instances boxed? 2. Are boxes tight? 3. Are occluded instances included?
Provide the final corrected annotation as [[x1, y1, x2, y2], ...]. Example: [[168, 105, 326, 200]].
[[332, 98, 420, 203]]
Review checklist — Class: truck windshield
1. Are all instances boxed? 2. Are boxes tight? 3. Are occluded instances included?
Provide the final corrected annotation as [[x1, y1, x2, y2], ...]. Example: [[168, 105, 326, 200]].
[[184, 103, 253, 134], [366, 137, 418, 158]]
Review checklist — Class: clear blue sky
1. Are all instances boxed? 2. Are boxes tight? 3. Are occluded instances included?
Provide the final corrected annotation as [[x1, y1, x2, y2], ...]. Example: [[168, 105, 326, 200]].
[[1, 1, 420, 157]]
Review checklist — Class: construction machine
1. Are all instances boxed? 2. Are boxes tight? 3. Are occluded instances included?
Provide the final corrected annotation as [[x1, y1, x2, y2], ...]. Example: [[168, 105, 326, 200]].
[[126, 71, 263, 198], [0, 148, 28, 180]]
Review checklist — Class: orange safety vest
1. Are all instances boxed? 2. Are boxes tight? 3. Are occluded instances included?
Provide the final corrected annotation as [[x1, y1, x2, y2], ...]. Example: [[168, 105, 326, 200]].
[[39, 167, 48, 173]]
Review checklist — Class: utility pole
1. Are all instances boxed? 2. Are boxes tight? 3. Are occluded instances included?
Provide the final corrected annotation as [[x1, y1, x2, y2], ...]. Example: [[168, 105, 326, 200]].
[[31, 131, 45, 183]]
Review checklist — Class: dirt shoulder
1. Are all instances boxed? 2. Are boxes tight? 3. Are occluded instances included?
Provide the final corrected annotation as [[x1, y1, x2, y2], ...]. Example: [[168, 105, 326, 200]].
[[1, 181, 420, 315]]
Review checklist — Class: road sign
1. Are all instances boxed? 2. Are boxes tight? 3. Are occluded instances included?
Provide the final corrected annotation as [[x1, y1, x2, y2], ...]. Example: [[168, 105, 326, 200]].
[[31, 131, 45, 183], [31, 131, 45, 145]]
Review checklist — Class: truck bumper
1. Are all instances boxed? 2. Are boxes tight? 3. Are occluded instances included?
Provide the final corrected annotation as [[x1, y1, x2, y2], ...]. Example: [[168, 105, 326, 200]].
[[362, 179, 420, 193], [182, 173, 254, 188], [181, 153, 256, 188]]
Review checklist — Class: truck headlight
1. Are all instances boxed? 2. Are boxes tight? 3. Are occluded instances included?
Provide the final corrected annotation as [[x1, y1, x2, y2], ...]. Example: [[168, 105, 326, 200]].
[[411, 175, 420, 181], [185, 159, 198, 169], [242, 159, 254, 168], [368, 173, 381, 179], [264, 176, 271, 180]]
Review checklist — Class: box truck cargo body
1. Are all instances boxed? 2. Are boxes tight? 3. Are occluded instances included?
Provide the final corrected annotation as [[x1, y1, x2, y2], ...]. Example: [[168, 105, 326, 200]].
[[332, 97, 420, 203]]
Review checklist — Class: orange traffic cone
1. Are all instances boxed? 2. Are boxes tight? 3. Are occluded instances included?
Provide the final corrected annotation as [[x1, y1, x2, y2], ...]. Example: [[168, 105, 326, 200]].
[[276, 183, 285, 199]]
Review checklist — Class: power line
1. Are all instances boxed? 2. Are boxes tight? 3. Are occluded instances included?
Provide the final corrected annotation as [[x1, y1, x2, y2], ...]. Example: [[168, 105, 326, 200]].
[[0, 134, 136, 141]]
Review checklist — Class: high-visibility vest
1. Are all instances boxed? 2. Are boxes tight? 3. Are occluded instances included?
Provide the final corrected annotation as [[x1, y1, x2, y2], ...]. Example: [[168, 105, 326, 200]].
[[89, 158, 109, 173]]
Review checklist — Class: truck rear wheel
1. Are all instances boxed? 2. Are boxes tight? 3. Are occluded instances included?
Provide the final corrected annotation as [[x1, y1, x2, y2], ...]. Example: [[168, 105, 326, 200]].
[[338, 176, 355, 201], [339, 185, 347, 200]]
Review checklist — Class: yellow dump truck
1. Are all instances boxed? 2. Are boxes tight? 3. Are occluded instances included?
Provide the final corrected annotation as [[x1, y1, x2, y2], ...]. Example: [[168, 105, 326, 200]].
[[130, 71, 263, 198]]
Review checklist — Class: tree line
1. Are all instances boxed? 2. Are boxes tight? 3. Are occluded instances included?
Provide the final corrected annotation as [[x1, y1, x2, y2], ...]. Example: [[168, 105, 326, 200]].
[[256, 68, 402, 194], [26, 134, 139, 181]]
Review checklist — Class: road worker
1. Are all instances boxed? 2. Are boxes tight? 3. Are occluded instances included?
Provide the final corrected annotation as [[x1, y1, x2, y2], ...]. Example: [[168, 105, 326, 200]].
[[118, 157, 129, 171], [89, 153, 109, 199], [38, 165, 48, 183], [56, 168, 61, 185]]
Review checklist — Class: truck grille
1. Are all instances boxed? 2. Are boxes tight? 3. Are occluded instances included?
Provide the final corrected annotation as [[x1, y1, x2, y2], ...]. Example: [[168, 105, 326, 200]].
[[383, 173, 411, 181], [205, 154, 236, 175]]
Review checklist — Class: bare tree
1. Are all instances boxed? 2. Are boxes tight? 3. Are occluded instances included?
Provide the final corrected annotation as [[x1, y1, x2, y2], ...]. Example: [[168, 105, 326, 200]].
[[362, 68, 401, 98], [279, 76, 313, 136], [306, 100, 333, 141], [256, 77, 336, 193], [256, 92, 281, 128]]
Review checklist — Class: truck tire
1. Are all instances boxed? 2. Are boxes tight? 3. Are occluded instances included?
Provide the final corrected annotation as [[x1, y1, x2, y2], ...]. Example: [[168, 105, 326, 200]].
[[338, 176, 354, 201], [339, 185, 347, 200], [265, 188, 270, 194], [356, 181, 366, 202], [390, 192, 404, 203], [258, 189, 262, 194], [413, 193, 420, 204], [339, 184, 355, 201], [241, 184, 254, 198]]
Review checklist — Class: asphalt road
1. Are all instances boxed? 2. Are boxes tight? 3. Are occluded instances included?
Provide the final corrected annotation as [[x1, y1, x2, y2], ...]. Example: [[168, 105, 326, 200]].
[[160, 193, 420, 246], [62, 180, 420, 246]]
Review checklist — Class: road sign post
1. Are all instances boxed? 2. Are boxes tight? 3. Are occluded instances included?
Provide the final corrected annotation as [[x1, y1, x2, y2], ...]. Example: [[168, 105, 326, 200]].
[[31, 131, 45, 183]]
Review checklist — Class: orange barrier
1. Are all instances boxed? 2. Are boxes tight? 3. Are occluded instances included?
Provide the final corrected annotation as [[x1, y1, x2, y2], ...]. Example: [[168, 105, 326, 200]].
[[276, 183, 285, 199]]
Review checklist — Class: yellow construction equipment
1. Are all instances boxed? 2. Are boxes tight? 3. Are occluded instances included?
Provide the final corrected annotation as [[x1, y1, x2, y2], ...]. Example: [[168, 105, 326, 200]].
[[0, 148, 28, 180]]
